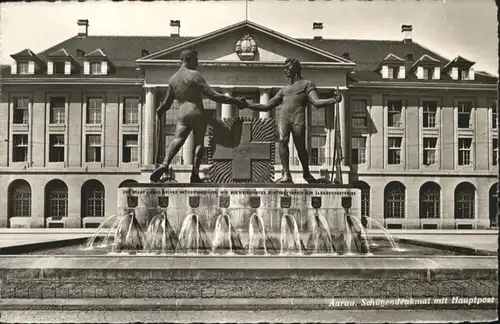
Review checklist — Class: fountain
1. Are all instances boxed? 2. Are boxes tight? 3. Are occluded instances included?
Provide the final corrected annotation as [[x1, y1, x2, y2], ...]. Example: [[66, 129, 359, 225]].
[[365, 216, 405, 252], [0, 116, 496, 319], [279, 214, 304, 255], [306, 211, 337, 255], [248, 213, 272, 255]]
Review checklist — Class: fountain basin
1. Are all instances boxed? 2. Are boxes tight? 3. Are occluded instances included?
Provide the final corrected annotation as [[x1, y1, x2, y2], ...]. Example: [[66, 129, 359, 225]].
[[0, 254, 497, 311]]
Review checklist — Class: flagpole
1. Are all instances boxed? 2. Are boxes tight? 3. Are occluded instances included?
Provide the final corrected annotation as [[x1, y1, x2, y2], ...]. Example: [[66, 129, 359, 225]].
[[330, 86, 343, 184], [245, 0, 248, 20]]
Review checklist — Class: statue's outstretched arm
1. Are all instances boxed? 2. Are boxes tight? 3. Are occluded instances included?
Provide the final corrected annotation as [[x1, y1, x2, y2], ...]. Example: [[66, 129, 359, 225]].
[[247, 93, 282, 112], [156, 85, 174, 116], [196, 73, 245, 106], [308, 89, 342, 108]]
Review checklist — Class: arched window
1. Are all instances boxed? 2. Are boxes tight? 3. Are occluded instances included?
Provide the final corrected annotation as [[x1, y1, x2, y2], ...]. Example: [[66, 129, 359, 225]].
[[454, 182, 475, 219], [118, 179, 138, 188], [419, 182, 441, 219], [45, 179, 68, 219], [384, 181, 405, 218], [489, 183, 498, 228], [8, 180, 31, 222], [81, 180, 105, 218], [354, 181, 370, 227]]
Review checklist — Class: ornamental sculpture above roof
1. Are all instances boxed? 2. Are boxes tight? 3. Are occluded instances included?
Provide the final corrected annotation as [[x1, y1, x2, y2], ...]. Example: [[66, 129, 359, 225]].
[[235, 33, 258, 61]]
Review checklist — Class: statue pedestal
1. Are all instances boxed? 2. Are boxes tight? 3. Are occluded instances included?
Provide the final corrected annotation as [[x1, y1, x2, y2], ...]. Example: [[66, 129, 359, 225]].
[[117, 183, 361, 254]]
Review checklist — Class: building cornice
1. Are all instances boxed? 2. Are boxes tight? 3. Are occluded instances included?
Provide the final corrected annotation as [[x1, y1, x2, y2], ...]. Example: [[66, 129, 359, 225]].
[[350, 81, 497, 91], [144, 84, 349, 91], [1, 78, 144, 85], [137, 60, 354, 70]]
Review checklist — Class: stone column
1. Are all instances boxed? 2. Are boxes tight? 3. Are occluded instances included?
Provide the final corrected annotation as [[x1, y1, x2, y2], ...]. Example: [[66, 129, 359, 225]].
[[143, 86, 156, 166], [259, 88, 271, 119], [325, 99, 334, 166], [339, 95, 347, 166], [220, 88, 234, 119], [66, 184, 82, 228], [182, 132, 194, 165]]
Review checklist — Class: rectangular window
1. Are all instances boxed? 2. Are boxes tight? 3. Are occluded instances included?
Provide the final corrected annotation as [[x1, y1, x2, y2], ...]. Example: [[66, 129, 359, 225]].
[[310, 136, 326, 165], [351, 137, 366, 165], [311, 107, 326, 126], [423, 137, 437, 165], [422, 101, 437, 128], [351, 100, 368, 127], [86, 97, 102, 124], [492, 101, 498, 129], [123, 97, 139, 124], [18, 62, 30, 75], [86, 135, 101, 162], [387, 100, 403, 127], [388, 66, 398, 79], [12, 134, 28, 162], [460, 69, 469, 80], [90, 62, 102, 75], [54, 61, 66, 75], [49, 134, 65, 162], [423, 67, 433, 80], [458, 138, 472, 166], [49, 97, 66, 124], [388, 137, 402, 165], [457, 101, 472, 128], [493, 138, 498, 166], [13, 97, 29, 124], [122, 135, 138, 163]]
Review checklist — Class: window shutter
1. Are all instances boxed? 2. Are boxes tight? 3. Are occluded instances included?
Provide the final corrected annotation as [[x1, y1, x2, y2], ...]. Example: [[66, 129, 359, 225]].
[[433, 67, 440, 80], [451, 67, 458, 80], [83, 61, 90, 75], [47, 61, 54, 75], [381, 65, 389, 79], [28, 61, 35, 74], [64, 61, 71, 75], [397, 66, 406, 79], [468, 68, 475, 81], [416, 66, 424, 79], [11, 62, 17, 75], [101, 61, 108, 75]]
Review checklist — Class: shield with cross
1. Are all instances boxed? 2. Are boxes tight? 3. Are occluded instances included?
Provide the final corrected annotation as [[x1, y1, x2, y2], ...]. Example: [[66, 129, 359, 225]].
[[208, 117, 276, 183]]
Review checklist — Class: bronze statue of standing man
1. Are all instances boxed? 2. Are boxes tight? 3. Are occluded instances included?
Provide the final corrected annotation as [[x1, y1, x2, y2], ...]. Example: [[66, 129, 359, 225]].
[[150, 49, 246, 183], [244, 58, 343, 183]]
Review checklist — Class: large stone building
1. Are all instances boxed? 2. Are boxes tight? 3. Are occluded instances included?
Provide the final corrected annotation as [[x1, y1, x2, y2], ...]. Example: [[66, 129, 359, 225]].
[[0, 20, 497, 229]]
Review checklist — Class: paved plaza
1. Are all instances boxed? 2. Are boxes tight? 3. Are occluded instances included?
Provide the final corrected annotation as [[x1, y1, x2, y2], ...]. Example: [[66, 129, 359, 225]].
[[0, 309, 497, 323]]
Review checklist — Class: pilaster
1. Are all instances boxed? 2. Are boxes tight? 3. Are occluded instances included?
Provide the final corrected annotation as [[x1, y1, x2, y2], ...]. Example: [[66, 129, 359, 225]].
[[142, 86, 156, 167]]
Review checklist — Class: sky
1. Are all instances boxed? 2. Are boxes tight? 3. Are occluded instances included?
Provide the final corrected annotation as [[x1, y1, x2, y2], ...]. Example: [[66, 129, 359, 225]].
[[0, 0, 497, 75]]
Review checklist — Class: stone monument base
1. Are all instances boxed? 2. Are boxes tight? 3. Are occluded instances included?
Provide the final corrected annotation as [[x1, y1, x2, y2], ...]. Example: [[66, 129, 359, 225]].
[[117, 184, 361, 254]]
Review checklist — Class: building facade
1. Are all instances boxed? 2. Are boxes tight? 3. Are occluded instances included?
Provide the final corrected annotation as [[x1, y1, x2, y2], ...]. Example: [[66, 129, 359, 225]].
[[0, 20, 497, 229]]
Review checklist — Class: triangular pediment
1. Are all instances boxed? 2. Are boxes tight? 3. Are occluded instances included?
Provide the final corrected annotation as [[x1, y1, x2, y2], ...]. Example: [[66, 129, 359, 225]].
[[138, 20, 354, 65], [382, 53, 405, 63], [410, 54, 440, 70], [444, 55, 475, 70], [85, 48, 107, 58], [11, 48, 45, 64], [49, 48, 71, 57]]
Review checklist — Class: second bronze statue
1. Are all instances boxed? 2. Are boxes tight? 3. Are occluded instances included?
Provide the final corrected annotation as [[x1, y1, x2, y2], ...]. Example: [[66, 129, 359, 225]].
[[150, 50, 342, 184]]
